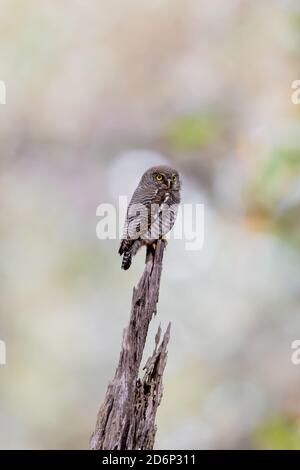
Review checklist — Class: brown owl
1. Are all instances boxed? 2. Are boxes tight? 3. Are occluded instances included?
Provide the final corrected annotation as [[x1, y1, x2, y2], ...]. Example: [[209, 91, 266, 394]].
[[119, 165, 182, 270]]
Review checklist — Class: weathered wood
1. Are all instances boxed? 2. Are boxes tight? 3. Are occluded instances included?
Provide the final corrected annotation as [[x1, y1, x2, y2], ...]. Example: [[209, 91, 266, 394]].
[[90, 240, 170, 450]]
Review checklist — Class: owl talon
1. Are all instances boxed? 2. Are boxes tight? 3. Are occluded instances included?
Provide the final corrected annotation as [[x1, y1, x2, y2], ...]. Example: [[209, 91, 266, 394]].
[[159, 236, 168, 247]]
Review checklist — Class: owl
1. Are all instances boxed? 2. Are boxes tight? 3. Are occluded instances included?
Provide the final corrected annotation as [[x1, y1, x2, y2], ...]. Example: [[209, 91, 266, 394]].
[[119, 165, 181, 270]]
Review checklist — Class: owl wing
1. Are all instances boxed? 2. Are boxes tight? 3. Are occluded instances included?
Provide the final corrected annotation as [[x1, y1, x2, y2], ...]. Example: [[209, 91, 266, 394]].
[[119, 187, 160, 254]]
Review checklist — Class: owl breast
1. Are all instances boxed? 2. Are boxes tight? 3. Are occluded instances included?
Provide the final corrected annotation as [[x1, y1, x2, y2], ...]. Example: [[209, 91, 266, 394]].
[[141, 190, 180, 241]]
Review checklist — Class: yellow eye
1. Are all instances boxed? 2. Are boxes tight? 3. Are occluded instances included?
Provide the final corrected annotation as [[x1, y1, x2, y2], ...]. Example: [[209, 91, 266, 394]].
[[156, 174, 163, 181], [172, 174, 177, 182]]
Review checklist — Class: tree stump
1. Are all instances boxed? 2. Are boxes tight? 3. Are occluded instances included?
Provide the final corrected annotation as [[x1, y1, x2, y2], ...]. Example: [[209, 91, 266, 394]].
[[90, 240, 170, 450]]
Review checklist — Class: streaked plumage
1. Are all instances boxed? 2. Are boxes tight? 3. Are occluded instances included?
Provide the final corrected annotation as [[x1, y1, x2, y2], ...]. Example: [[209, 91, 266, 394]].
[[119, 165, 181, 270]]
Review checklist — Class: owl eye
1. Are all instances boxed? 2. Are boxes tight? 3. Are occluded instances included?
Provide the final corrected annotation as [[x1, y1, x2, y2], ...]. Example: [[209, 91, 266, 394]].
[[172, 174, 177, 182], [156, 174, 163, 181]]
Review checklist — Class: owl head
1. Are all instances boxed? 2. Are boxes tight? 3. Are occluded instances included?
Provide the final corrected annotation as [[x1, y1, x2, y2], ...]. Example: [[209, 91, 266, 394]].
[[141, 165, 181, 191]]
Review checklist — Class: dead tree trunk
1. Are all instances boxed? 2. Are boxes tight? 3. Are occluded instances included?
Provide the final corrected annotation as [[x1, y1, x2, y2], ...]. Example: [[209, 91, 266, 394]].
[[90, 240, 170, 450]]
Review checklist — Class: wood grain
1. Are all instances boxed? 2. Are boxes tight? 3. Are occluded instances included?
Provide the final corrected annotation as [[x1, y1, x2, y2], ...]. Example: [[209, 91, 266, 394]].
[[90, 240, 170, 450]]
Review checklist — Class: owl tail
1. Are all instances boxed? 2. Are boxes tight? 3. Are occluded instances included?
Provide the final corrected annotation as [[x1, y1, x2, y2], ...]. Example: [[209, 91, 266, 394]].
[[121, 251, 132, 270], [119, 239, 144, 270], [119, 239, 134, 270]]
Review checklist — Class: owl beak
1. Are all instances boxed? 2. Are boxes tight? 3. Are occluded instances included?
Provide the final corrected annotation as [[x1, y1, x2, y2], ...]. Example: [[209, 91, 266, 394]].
[[166, 179, 171, 189]]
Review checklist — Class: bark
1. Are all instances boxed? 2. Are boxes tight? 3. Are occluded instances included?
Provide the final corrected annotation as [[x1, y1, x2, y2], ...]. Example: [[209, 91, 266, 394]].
[[90, 240, 170, 450]]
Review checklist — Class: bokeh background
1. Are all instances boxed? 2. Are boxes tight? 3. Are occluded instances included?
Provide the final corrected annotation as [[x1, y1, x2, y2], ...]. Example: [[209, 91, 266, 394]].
[[1, 0, 300, 449]]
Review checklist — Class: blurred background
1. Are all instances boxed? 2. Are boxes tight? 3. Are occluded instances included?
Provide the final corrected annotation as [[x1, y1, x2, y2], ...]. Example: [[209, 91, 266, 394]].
[[1, 0, 300, 449]]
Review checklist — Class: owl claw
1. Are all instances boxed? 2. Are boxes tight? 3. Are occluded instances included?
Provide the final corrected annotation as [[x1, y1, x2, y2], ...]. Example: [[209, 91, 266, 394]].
[[151, 238, 168, 251], [159, 236, 168, 247]]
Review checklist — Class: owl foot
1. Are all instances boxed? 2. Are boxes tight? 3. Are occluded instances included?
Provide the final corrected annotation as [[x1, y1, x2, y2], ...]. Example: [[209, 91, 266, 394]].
[[159, 236, 168, 247]]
